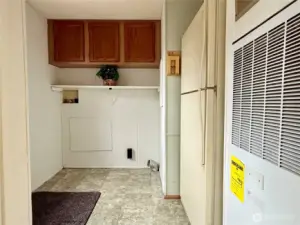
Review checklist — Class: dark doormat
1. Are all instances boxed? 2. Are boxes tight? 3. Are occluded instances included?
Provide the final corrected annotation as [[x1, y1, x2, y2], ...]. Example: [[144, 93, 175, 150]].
[[32, 192, 101, 225]]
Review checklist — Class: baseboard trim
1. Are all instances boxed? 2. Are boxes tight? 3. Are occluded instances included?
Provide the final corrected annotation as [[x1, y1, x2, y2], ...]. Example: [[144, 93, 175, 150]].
[[63, 166, 149, 169], [164, 195, 181, 200]]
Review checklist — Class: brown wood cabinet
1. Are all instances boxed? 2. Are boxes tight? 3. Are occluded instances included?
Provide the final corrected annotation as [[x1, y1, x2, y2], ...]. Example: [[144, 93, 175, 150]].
[[124, 22, 156, 63], [88, 22, 120, 62], [48, 20, 160, 68], [50, 21, 85, 62]]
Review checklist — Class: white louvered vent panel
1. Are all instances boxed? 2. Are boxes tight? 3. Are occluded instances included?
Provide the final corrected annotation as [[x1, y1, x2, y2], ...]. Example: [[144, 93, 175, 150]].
[[250, 34, 267, 157], [281, 13, 300, 175], [232, 48, 243, 147], [240, 42, 253, 151], [263, 23, 285, 165], [232, 12, 300, 177]]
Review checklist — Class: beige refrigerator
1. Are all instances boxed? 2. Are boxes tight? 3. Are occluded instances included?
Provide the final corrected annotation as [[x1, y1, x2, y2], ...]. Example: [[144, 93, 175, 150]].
[[180, 2, 224, 224]]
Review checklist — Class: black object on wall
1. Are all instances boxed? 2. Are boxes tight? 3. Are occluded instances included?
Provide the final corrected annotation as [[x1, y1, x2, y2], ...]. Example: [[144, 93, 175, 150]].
[[127, 148, 133, 159]]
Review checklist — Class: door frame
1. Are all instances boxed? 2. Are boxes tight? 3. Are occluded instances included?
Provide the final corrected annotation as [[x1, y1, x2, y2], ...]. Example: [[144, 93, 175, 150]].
[[0, 0, 32, 224]]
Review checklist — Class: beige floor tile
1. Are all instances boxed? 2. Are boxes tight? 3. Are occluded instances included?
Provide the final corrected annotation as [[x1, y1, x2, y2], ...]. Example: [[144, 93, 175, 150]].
[[37, 169, 190, 225]]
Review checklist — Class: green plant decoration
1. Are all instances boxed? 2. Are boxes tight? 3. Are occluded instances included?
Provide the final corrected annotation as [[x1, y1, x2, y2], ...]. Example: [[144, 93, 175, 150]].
[[96, 65, 120, 81]]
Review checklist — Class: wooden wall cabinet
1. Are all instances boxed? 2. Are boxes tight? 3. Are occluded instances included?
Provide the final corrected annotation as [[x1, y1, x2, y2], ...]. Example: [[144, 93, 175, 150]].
[[48, 20, 161, 68], [124, 22, 156, 63], [88, 22, 120, 62], [50, 21, 85, 62]]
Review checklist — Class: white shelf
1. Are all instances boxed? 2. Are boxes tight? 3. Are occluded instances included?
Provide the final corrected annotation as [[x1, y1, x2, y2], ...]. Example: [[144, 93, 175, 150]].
[[51, 85, 160, 92]]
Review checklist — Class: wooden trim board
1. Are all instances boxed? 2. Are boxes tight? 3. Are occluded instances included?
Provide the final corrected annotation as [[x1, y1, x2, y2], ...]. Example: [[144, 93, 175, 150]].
[[164, 195, 181, 200]]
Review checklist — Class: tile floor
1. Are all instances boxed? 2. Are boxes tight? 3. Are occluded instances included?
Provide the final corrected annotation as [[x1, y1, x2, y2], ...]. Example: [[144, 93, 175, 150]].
[[37, 169, 190, 225]]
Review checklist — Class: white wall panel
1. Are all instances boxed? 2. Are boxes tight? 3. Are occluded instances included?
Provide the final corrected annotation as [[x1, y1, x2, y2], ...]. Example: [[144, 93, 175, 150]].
[[0, 0, 31, 224], [62, 89, 160, 168], [26, 3, 62, 191], [70, 118, 112, 152], [160, 1, 167, 194]]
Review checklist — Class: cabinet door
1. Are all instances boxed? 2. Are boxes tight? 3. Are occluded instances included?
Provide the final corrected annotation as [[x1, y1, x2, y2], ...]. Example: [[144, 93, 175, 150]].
[[88, 22, 120, 62], [52, 21, 85, 62], [124, 22, 156, 63]]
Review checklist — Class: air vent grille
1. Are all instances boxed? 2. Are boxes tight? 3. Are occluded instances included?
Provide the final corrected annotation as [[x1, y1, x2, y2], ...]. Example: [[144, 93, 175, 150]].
[[281, 13, 300, 175], [232, 13, 300, 176], [263, 23, 285, 165], [240, 42, 253, 151], [232, 48, 243, 147], [250, 34, 267, 158]]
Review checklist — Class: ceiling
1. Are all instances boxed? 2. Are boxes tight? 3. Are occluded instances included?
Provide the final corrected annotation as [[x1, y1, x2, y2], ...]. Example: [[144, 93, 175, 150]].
[[28, 0, 164, 20]]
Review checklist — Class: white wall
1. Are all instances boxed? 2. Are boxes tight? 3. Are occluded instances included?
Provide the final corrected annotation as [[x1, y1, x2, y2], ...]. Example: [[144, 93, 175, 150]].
[[56, 68, 160, 169], [62, 89, 160, 168], [56, 68, 160, 86], [0, 0, 31, 224], [224, 1, 300, 225], [26, 3, 62, 191], [165, 0, 202, 196], [159, 0, 167, 195]]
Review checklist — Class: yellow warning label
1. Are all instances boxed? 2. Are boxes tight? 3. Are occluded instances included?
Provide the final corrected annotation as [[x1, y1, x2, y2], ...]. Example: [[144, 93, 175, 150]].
[[230, 156, 245, 203]]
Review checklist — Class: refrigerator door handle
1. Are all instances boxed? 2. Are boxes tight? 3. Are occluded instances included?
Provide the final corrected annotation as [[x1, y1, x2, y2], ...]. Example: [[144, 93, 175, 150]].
[[199, 85, 217, 92], [200, 86, 217, 166], [181, 87, 217, 166], [181, 90, 199, 96]]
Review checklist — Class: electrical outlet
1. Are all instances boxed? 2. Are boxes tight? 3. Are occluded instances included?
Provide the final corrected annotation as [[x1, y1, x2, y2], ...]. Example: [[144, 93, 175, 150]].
[[127, 148, 133, 159], [247, 169, 264, 191]]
